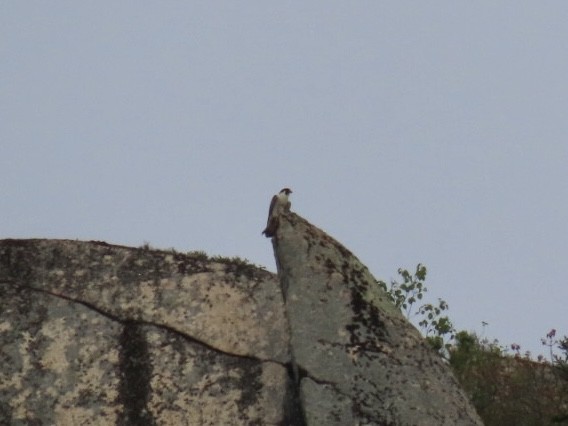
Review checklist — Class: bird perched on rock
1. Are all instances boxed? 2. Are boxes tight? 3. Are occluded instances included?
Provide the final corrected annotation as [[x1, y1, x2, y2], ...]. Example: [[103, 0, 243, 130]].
[[262, 188, 292, 237]]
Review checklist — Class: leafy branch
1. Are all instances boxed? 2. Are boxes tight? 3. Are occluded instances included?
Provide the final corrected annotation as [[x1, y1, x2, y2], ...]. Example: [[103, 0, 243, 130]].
[[378, 263, 455, 355]]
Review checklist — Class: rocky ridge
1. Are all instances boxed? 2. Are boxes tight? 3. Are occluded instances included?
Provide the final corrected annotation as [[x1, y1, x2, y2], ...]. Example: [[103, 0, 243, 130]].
[[0, 211, 482, 425]]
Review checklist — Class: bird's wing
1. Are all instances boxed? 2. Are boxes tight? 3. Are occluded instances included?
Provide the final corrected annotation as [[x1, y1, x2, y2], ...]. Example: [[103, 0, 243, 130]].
[[267, 195, 278, 218]]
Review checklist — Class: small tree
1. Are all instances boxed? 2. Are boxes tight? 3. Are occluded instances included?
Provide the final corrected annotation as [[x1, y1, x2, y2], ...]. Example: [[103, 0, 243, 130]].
[[378, 264, 455, 356], [541, 330, 568, 423]]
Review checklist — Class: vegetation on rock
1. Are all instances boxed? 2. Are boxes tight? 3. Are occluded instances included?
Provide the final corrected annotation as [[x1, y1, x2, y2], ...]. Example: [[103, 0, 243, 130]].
[[380, 264, 568, 425]]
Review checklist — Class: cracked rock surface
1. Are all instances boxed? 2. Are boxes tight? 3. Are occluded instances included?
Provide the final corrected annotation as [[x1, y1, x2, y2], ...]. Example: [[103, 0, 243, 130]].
[[0, 239, 295, 425], [1, 210, 482, 425], [273, 212, 483, 425]]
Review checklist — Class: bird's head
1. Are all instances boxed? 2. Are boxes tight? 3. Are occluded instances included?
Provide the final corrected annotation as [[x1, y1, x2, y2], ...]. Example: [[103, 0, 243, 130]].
[[280, 188, 292, 195]]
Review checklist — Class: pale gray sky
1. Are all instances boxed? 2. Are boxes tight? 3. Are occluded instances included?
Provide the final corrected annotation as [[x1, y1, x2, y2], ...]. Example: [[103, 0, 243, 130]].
[[2, 2, 567, 358]]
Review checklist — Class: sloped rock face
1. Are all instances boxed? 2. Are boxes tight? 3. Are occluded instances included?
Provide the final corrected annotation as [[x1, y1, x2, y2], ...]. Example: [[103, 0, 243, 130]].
[[272, 213, 483, 425], [0, 240, 296, 425], [1, 211, 482, 425]]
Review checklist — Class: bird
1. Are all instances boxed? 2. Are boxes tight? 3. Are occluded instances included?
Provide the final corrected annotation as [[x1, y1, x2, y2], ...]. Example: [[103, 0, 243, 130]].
[[262, 188, 292, 237]]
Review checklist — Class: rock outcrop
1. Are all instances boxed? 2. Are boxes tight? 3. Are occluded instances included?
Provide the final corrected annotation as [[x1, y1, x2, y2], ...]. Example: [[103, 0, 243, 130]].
[[0, 240, 294, 425], [0, 211, 482, 425], [273, 212, 482, 425]]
